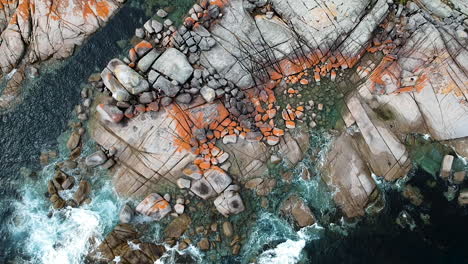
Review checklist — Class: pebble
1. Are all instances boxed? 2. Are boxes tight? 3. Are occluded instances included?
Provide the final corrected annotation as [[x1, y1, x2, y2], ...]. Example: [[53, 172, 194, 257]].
[[174, 204, 185, 214]]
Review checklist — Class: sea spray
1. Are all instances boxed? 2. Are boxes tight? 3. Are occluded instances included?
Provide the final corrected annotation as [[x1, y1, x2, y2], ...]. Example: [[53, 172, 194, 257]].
[[8, 154, 125, 264]]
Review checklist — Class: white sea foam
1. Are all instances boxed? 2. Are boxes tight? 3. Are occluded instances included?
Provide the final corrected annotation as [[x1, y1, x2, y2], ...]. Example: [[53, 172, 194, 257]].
[[257, 239, 306, 264], [10, 175, 121, 264]]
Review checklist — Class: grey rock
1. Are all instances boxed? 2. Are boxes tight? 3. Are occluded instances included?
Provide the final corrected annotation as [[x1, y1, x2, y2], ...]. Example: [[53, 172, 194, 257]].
[[101, 68, 131, 102], [153, 76, 181, 97], [139, 92, 154, 104], [96, 104, 124, 123], [200, 86, 216, 103], [85, 150, 108, 167], [135, 28, 145, 39], [164, 19, 173, 27], [177, 178, 191, 189], [193, 69, 202, 79], [160, 97, 173, 106], [148, 70, 160, 84], [153, 48, 194, 84], [137, 49, 161, 73], [151, 20, 164, 33], [144, 20, 155, 34], [175, 93, 192, 104], [113, 63, 149, 95], [214, 190, 245, 216], [101, 159, 115, 169], [157, 9, 168, 18], [190, 178, 217, 200], [205, 168, 232, 193], [120, 204, 134, 223]]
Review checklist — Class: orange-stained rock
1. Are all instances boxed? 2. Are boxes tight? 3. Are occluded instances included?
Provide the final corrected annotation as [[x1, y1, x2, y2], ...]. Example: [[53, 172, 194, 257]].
[[272, 128, 284, 137], [267, 109, 276, 119], [134, 40, 153, 56], [200, 161, 211, 169], [285, 120, 296, 129], [135, 193, 172, 220], [300, 79, 309, 85], [266, 136, 280, 146]]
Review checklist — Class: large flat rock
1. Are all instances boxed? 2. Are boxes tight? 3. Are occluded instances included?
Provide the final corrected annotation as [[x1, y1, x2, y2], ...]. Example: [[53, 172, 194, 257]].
[[322, 133, 377, 218], [91, 101, 229, 198]]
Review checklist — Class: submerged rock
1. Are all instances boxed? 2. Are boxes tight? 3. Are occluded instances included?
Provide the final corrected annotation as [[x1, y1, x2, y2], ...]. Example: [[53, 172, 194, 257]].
[[280, 195, 315, 228], [120, 203, 134, 223], [164, 214, 191, 239]]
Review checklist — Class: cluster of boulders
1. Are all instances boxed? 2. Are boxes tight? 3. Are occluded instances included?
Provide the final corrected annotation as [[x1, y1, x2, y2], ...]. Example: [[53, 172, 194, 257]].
[[88, 224, 166, 264], [179, 164, 245, 216], [182, 0, 222, 29], [47, 73, 120, 211]]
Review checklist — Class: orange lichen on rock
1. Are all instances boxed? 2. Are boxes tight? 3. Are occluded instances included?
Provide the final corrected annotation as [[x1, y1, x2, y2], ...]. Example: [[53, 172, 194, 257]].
[[165, 104, 194, 152]]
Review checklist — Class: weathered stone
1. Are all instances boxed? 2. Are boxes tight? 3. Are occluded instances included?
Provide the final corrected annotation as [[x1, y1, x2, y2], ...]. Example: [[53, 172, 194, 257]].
[[120, 203, 134, 223], [136, 193, 172, 221], [114, 63, 149, 95], [223, 134, 237, 144], [73, 180, 91, 205], [222, 221, 233, 237], [198, 238, 210, 250], [183, 164, 203, 180], [165, 214, 191, 238], [200, 86, 216, 103], [280, 195, 315, 227], [191, 178, 217, 200], [214, 189, 245, 216], [175, 93, 192, 104], [101, 158, 115, 169], [205, 168, 232, 193], [137, 49, 161, 73], [453, 171, 466, 184], [101, 68, 131, 102], [440, 155, 454, 179], [66, 131, 81, 150], [153, 76, 180, 97], [153, 48, 193, 84], [174, 204, 185, 214], [85, 150, 108, 167], [177, 178, 191, 189], [157, 9, 168, 18], [322, 133, 376, 218], [96, 104, 124, 123]]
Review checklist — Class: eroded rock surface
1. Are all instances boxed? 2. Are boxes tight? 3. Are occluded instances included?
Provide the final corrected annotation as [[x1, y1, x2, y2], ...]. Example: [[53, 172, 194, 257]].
[[0, 0, 124, 110]]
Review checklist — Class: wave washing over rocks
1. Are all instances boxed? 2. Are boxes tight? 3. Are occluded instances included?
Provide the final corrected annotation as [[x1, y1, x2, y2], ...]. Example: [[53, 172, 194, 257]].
[[1, 0, 468, 263]]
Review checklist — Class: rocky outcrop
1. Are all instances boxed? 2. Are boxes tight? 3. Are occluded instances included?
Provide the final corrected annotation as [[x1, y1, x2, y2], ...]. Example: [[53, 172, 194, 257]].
[[0, 0, 124, 110], [280, 195, 316, 228], [322, 133, 377, 218], [89, 224, 166, 264]]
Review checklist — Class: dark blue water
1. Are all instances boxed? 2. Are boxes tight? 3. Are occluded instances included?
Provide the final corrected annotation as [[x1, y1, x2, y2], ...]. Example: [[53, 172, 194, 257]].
[[0, 2, 149, 262]]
